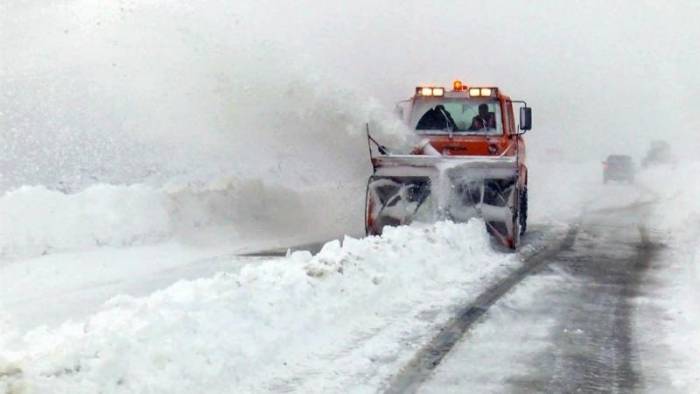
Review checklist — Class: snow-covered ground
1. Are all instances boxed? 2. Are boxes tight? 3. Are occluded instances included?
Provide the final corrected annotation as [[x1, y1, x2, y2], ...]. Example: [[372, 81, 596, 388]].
[[418, 268, 563, 393], [415, 161, 700, 393], [633, 162, 700, 391], [2, 156, 697, 393], [0, 177, 365, 329], [1, 221, 526, 393], [1, 243, 267, 331], [2, 1, 699, 392], [0, 178, 364, 261]]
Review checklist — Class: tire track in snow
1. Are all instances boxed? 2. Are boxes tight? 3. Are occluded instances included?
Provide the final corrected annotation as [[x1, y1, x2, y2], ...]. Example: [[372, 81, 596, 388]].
[[505, 222, 659, 392], [384, 223, 581, 394]]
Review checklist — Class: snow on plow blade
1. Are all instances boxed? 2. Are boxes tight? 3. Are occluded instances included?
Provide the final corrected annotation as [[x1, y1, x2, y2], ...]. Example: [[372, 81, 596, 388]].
[[366, 155, 521, 248]]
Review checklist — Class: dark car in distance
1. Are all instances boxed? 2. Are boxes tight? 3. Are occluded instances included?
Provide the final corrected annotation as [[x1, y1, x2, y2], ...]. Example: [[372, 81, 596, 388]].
[[603, 155, 634, 184]]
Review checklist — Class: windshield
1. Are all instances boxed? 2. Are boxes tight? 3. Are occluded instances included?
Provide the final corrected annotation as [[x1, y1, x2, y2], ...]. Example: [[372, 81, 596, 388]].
[[411, 99, 502, 134]]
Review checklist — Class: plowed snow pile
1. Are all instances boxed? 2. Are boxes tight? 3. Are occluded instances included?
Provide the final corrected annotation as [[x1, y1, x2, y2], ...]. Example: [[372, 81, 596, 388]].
[[0, 221, 516, 393], [0, 178, 363, 260]]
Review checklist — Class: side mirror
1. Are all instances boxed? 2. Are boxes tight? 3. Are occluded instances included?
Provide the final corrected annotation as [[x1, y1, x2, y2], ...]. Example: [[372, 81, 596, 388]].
[[519, 107, 532, 131]]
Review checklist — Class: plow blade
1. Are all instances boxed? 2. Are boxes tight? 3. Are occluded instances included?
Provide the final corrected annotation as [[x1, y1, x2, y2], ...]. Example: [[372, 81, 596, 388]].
[[366, 155, 522, 248]]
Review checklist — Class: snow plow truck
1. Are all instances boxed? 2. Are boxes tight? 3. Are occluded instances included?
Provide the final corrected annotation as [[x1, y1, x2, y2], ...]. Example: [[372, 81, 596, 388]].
[[365, 81, 532, 249]]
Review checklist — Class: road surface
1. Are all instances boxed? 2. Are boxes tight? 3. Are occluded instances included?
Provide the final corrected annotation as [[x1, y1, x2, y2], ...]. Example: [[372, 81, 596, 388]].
[[392, 199, 667, 393]]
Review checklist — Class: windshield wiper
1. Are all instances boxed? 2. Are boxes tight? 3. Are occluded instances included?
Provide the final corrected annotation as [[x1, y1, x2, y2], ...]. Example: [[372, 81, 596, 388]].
[[436, 106, 457, 137]]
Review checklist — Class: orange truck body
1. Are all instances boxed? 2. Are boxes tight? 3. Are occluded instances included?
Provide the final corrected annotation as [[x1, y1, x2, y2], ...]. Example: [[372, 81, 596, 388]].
[[366, 82, 532, 248]]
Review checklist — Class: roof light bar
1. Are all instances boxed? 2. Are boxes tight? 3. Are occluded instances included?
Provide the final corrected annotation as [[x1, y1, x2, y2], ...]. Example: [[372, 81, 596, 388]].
[[415, 86, 445, 97], [418, 87, 433, 96], [468, 87, 495, 97]]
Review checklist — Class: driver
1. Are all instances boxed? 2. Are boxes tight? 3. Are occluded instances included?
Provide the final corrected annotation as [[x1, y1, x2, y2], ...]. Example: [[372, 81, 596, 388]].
[[416, 104, 457, 130], [416, 104, 454, 130], [469, 103, 496, 131], [415, 106, 444, 130]]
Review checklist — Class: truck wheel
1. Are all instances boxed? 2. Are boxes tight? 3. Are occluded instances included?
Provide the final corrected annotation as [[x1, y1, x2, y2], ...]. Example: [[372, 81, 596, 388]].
[[519, 188, 528, 235]]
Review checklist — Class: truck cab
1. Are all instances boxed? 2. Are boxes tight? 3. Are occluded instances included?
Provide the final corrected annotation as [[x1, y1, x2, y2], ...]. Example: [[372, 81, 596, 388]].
[[396, 81, 529, 163]]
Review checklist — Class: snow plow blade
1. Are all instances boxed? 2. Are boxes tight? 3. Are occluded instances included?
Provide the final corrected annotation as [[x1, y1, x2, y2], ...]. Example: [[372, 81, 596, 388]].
[[365, 155, 522, 248]]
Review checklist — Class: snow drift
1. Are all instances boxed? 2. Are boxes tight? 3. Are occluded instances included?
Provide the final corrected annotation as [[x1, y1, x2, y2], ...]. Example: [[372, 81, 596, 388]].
[[634, 161, 700, 391], [2, 1, 413, 258], [0, 178, 364, 259], [0, 221, 518, 393]]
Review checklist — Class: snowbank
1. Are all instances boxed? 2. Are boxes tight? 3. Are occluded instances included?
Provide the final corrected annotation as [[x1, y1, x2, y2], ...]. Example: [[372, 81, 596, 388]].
[[0, 178, 364, 260], [634, 161, 700, 391], [0, 184, 171, 258], [0, 221, 517, 393]]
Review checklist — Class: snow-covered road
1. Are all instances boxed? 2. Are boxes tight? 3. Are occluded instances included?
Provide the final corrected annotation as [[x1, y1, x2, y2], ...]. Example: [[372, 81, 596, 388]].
[[419, 196, 659, 393], [1, 244, 273, 331]]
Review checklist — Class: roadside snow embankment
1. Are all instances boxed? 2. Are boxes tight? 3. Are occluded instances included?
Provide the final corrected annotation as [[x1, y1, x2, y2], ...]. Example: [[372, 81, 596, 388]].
[[0, 185, 171, 258], [0, 179, 363, 260], [634, 161, 700, 391], [0, 220, 517, 393]]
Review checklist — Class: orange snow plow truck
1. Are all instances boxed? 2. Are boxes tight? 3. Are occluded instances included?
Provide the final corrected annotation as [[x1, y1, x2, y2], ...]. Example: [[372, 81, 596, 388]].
[[365, 81, 532, 249]]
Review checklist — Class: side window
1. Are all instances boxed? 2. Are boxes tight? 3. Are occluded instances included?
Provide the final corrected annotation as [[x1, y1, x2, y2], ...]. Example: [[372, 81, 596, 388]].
[[478, 102, 501, 134], [489, 103, 500, 132]]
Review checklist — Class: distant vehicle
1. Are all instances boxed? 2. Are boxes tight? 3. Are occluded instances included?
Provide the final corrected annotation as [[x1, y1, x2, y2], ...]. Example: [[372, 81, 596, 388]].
[[603, 155, 634, 184], [642, 140, 672, 168]]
